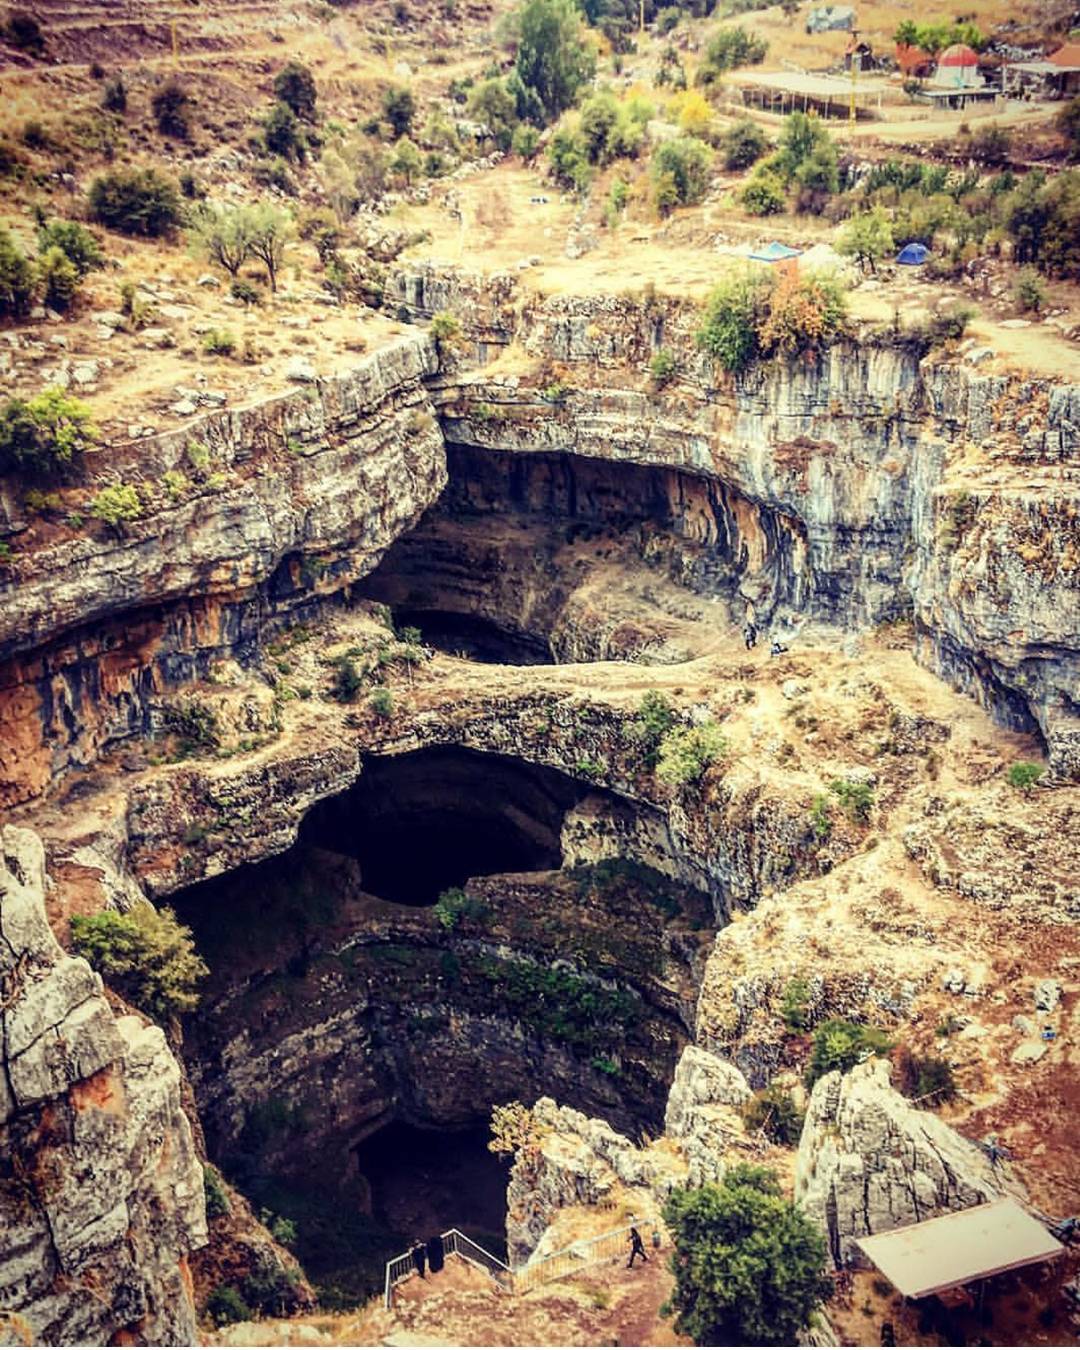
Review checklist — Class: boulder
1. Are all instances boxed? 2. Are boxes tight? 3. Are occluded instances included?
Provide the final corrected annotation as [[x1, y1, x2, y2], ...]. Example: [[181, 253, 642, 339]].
[[795, 1058, 1002, 1265]]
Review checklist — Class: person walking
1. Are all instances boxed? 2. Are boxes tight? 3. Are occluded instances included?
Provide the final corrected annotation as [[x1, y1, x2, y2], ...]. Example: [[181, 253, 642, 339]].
[[410, 1240, 427, 1279], [744, 621, 758, 651], [627, 1226, 648, 1268]]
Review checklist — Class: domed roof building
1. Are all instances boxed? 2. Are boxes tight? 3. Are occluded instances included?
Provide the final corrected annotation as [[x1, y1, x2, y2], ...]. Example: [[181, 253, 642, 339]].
[[933, 43, 983, 88]]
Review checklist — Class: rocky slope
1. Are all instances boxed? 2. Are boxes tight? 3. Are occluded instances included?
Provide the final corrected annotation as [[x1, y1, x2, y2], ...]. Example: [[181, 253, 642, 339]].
[[0, 825, 206, 1345]]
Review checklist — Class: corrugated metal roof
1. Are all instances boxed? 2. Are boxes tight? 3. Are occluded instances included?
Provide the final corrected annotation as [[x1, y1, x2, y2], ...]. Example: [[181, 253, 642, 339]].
[[856, 1200, 1063, 1300]]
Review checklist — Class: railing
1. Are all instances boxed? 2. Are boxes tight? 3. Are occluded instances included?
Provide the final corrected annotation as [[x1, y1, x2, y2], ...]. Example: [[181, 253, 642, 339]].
[[384, 1221, 640, 1308], [513, 1222, 637, 1294]]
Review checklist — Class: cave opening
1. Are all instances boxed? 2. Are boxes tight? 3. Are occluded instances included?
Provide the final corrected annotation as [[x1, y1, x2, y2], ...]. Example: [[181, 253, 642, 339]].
[[298, 746, 585, 905], [394, 607, 555, 666], [172, 748, 714, 1304], [354, 1121, 510, 1262]]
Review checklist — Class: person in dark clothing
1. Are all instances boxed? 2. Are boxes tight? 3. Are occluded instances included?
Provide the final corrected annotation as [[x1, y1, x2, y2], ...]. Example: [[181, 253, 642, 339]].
[[427, 1233, 445, 1274], [880, 1323, 896, 1347], [744, 622, 758, 651], [411, 1241, 427, 1279], [627, 1226, 648, 1268], [770, 639, 788, 657]]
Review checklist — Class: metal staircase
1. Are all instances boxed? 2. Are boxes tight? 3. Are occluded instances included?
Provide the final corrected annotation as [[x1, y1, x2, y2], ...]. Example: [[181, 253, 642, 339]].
[[384, 1222, 639, 1308]]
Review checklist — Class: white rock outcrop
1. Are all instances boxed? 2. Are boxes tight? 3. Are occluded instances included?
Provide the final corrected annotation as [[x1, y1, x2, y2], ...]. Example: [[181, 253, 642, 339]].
[[795, 1058, 1002, 1265], [0, 826, 207, 1345], [664, 1045, 750, 1186]]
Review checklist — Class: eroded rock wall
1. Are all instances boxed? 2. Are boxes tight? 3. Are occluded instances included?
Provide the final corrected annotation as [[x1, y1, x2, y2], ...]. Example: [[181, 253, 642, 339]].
[[0, 337, 444, 807], [0, 825, 206, 1345]]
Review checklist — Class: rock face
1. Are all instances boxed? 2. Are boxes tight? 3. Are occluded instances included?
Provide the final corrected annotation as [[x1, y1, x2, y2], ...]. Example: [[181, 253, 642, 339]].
[[506, 1097, 681, 1268], [0, 337, 443, 807], [795, 1058, 1002, 1266], [664, 1045, 750, 1186], [0, 825, 206, 1345]]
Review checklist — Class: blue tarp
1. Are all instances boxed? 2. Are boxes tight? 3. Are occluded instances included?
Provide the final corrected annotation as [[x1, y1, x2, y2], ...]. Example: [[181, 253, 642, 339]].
[[749, 241, 803, 262], [896, 242, 929, 265]]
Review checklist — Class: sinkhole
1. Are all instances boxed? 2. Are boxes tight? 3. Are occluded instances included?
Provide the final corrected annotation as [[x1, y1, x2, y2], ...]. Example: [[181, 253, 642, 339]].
[[172, 747, 713, 1303]]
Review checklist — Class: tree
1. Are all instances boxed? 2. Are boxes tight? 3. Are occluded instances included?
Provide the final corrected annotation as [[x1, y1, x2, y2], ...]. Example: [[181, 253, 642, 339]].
[[663, 1167, 831, 1346], [697, 268, 770, 371], [467, 78, 519, 151], [650, 135, 711, 210], [514, 0, 596, 123], [656, 720, 727, 785], [836, 205, 894, 274], [721, 117, 767, 170], [102, 76, 127, 113], [88, 167, 183, 237], [70, 903, 208, 1023], [0, 226, 36, 319], [187, 202, 256, 278], [697, 25, 767, 83], [151, 79, 191, 139], [2, 9, 44, 54], [274, 61, 317, 120], [246, 203, 294, 292], [806, 1018, 891, 1085], [0, 388, 97, 479], [264, 100, 302, 158], [389, 135, 423, 185], [1059, 97, 1080, 163], [382, 85, 416, 138], [893, 20, 919, 47], [774, 110, 833, 183], [36, 245, 79, 310]]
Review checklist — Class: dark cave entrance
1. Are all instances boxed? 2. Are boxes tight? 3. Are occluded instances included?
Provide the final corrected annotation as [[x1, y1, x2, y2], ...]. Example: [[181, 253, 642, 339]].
[[394, 607, 555, 666], [354, 1121, 509, 1262], [298, 746, 585, 905]]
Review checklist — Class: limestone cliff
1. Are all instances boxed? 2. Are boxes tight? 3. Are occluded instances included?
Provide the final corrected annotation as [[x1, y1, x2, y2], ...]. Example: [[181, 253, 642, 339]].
[[794, 1058, 1005, 1266], [0, 825, 206, 1345]]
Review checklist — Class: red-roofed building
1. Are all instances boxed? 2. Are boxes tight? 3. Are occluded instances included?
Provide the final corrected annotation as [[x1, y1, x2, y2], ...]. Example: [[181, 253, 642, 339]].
[[932, 43, 983, 88], [1006, 43, 1080, 99]]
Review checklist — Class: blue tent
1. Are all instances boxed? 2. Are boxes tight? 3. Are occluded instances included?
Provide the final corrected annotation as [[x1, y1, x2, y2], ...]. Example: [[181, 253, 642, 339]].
[[896, 242, 929, 265], [749, 241, 803, 263]]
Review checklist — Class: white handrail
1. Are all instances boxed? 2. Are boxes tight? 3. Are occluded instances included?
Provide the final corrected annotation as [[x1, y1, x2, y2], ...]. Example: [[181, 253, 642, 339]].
[[384, 1221, 641, 1308]]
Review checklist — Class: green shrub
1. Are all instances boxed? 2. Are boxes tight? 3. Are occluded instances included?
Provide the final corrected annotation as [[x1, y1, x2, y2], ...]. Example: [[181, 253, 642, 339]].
[[631, 688, 676, 766], [264, 100, 302, 158], [2, 9, 44, 54], [202, 327, 237, 356], [430, 310, 462, 349], [696, 268, 771, 372], [89, 483, 143, 531], [0, 388, 96, 480], [37, 246, 79, 310], [650, 135, 711, 211], [70, 903, 208, 1022], [828, 778, 874, 822], [1013, 268, 1047, 314], [740, 170, 785, 216], [893, 1047, 957, 1106], [37, 219, 104, 276], [780, 976, 811, 1033], [206, 1285, 252, 1327], [722, 118, 769, 171], [0, 225, 36, 319], [514, 0, 595, 123], [809, 794, 831, 842], [203, 1164, 232, 1219], [151, 78, 191, 138], [432, 886, 489, 930], [511, 122, 540, 159], [649, 348, 677, 388], [656, 720, 727, 786], [742, 1085, 805, 1145], [1006, 760, 1044, 793], [697, 26, 768, 83], [274, 61, 317, 120], [383, 85, 416, 138], [165, 700, 221, 751], [329, 655, 362, 702], [806, 1018, 891, 1086], [231, 277, 262, 306], [663, 1167, 830, 1347], [89, 167, 183, 237], [369, 686, 394, 718], [102, 77, 127, 113]]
